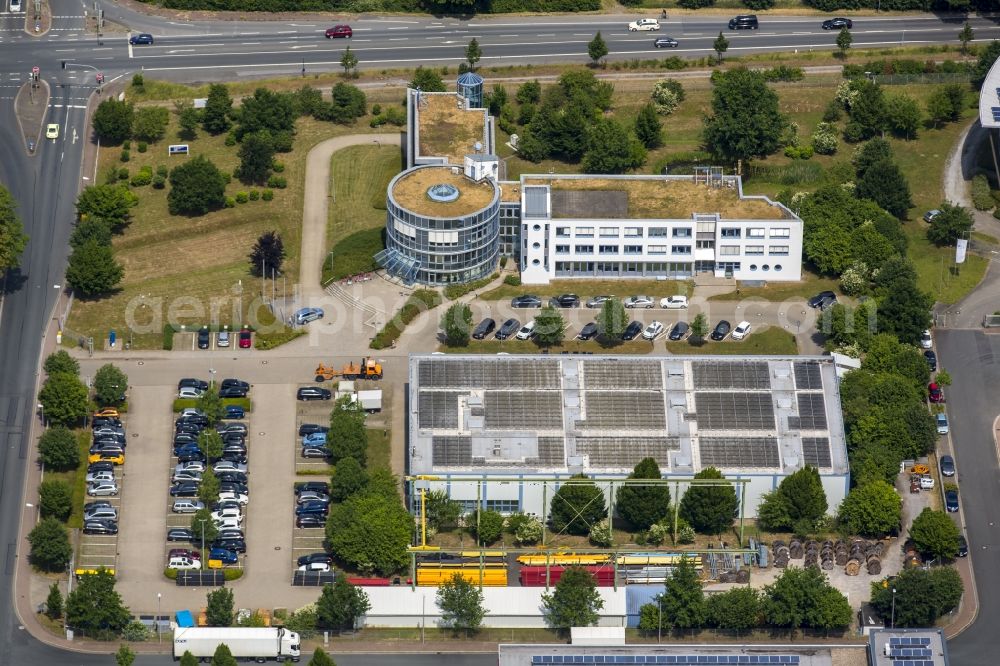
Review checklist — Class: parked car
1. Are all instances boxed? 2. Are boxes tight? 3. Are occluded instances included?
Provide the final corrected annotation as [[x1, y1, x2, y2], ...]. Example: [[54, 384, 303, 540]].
[[920, 329, 933, 349], [511, 295, 542, 308], [642, 321, 664, 340], [296, 501, 330, 516], [178, 378, 209, 391], [940, 454, 956, 477], [177, 451, 207, 464], [168, 548, 201, 561], [213, 460, 248, 474], [807, 291, 837, 309], [219, 385, 248, 398], [83, 519, 118, 535], [957, 534, 968, 557], [221, 452, 248, 465], [622, 321, 643, 341], [172, 470, 203, 484], [628, 18, 660, 31], [85, 470, 115, 484], [551, 294, 580, 308], [624, 295, 654, 309], [515, 320, 537, 340], [89, 443, 124, 456], [821, 17, 852, 29], [208, 547, 239, 565], [169, 482, 200, 497], [586, 295, 614, 308], [238, 327, 252, 348], [87, 481, 119, 497], [211, 508, 243, 523], [216, 528, 245, 541], [296, 514, 326, 528], [924, 350, 938, 371], [295, 482, 330, 496], [710, 320, 732, 341], [298, 423, 329, 436], [88, 452, 124, 465], [173, 500, 205, 514], [302, 432, 328, 446], [83, 503, 117, 520], [212, 499, 243, 513], [302, 446, 332, 459], [495, 318, 521, 340], [660, 295, 688, 309], [936, 412, 950, 435], [578, 322, 599, 341], [175, 461, 206, 474], [217, 331, 230, 348], [168, 556, 201, 571], [919, 475, 935, 490], [298, 562, 332, 572], [731, 321, 752, 341], [297, 386, 332, 401], [216, 422, 248, 436], [217, 491, 250, 506], [472, 318, 496, 340], [928, 382, 945, 403], [324, 24, 352, 38], [668, 321, 689, 341], [216, 471, 248, 485], [293, 307, 325, 325], [87, 461, 115, 474], [221, 378, 250, 391], [213, 538, 246, 554], [129, 32, 154, 45], [297, 552, 334, 567], [923, 209, 941, 223], [197, 327, 210, 349], [945, 489, 959, 512], [167, 528, 196, 542], [296, 491, 331, 505], [219, 481, 249, 496], [653, 36, 679, 48]]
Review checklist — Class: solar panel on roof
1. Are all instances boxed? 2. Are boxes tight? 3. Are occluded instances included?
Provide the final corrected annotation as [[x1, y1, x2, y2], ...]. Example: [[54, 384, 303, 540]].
[[801, 437, 832, 468], [694, 392, 776, 430], [692, 361, 771, 390], [889, 637, 931, 647], [529, 657, 799, 666], [699, 437, 780, 468], [793, 362, 822, 390], [791, 393, 827, 429]]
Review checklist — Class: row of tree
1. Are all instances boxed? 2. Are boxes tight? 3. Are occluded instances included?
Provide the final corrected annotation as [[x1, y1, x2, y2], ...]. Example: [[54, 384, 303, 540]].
[[65, 183, 136, 297]]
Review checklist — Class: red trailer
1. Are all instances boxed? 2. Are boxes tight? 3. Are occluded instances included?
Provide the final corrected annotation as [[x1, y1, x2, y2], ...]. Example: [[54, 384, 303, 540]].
[[519, 565, 616, 587]]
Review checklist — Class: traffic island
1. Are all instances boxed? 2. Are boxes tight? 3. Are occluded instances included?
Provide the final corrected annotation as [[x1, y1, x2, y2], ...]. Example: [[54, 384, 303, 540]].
[[14, 75, 50, 155]]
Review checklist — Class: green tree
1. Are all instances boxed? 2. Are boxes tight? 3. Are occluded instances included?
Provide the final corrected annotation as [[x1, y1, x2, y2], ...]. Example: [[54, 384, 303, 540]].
[[0, 185, 28, 271], [424, 489, 462, 531], [689, 312, 708, 341], [168, 155, 227, 216], [75, 184, 136, 231], [959, 22, 975, 55], [340, 46, 359, 78], [248, 230, 285, 277], [853, 137, 893, 178], [178, 105, 200, 140], [331, 456, 368, 501], [869, 567, 962, 627], [885, 94, 921, 140], [679, 467, 738, 534], [65, 239, 124, 298], [39, 479, 73, 521], [927, 202, 973, 246], [651, 79, 685, 116], [582, 118, 645, 174], [235, 131, 275, 185], [549, 474, 607, 536], [441, 302, 473, 347], [909, 507, 961, 561], [836, 26, 852, 58], [329, 83, 367, 123], [203, 84, 233, 135], [616, 457, 670, 530], [533, 305, 566, 346], [659, 557, 706, 631], [516, 80, 541, 105], [713, 31, 729, 63], [44, 350, 80, 376], [855, 159, 912, 219], [132, 106, 169, 143], [38, 427, 79, 470], [437, 573, 486, 635], [756, 466, 827, 532], [363, 467, 400, 498], [93, 98, 134, 145], [180, 652, 199, 666], [410, 67, 446, 92], [199, 469, 221, 505], [878, 281, 933, 345], [46, 581, 64, 620], [307, 648, 336, 666], [703, 68, 787, 165], [65, 569, 130, 637], [28, 518, 72, 572], [465, 38, 482, 70], [317, 578, 371, 631], [115, 644, 135, 666], [542, 566, 603, 632], [326, 490, 413, 576], [211, 644, 238, 666], [587, 32, 608, 66], [191, 508, 219, 547], [837, 480, 901, 537], [38, 372, 90, 427], [197, 428, 223, 462], [328, 398, 368, 466], [975, 41, 1000, 88], [206, 588, 234, 627], [93, 364, 128, 407], [762, 566, 851, 632], [596, 297, 627, 341], [706, 586, 761, 635], [634, 103, 663, 150], [470, 509, 505, 545], [235, 88, 295, 140]]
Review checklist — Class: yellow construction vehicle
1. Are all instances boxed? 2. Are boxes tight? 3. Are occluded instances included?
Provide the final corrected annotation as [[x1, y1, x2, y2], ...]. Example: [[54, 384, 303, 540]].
[[314, 357, 383, 382]]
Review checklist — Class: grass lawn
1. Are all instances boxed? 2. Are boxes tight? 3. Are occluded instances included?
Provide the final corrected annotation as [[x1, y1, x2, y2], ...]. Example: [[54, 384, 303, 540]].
[[440, 337, 655, 354], [46, 430, 92, 530], [709, 270, 841, 301], [366, 428, 391, 470], [480, 278, 691, 302], [666, 326, 798, 355]]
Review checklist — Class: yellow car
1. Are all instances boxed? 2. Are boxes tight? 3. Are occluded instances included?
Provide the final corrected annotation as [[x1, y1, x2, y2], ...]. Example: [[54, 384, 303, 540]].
[[94, 408, 119, 418], [88, 452, 124, 465], [45, 123, 59, 140]]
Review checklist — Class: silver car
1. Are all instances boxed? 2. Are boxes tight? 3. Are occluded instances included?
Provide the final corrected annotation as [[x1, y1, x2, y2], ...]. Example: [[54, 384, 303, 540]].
[[624, 295, 655, 309], [212, 460, 248, 475], [87, 481, 119, 497]]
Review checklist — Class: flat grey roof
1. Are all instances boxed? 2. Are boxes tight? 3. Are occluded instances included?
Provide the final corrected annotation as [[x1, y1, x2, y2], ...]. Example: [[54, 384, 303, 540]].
[[409, 354, 849, 477], [868, 629, 949, 666], [498, 644, 834, 666]]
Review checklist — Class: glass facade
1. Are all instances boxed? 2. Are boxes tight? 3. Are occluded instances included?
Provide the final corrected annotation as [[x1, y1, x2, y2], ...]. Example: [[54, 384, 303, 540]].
[[554, 261, 693, 278]]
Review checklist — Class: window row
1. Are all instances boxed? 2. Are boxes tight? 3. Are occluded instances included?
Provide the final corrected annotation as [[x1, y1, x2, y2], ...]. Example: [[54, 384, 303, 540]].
[[555, 226, 694, 239]]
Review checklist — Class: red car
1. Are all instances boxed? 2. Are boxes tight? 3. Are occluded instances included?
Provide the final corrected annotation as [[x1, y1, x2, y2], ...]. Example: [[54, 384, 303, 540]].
[[928, 382, 945, 403], [238, 327, 252, 349], [325, 25, 352, 38], [168, 548, 201, 561]]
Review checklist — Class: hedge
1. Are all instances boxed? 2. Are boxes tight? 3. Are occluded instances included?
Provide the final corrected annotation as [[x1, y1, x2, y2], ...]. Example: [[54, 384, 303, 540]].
[[443, 272, 498, 300], [370, 289, 442, 350], [164, 567, 243, 580], [172, 397, 252, 413], [972, 174, 993, 211], [143, 0, 596, 12], [254, 327, 305, 350]]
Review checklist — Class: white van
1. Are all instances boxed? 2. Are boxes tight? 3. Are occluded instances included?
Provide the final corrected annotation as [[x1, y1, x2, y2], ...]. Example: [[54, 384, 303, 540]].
[[10, 0, 22, 12]]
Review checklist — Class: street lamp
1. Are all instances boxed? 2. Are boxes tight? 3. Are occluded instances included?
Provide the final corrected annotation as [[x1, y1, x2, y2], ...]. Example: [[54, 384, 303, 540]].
[[157, 593, 162, 643], [657, 597, 662, 643], [197, 518, 207, 568], [891, 588, 897, 628]]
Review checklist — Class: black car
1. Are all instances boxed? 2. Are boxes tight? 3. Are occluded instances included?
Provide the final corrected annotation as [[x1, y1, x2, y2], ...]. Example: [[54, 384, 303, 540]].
[[924, 350, 938, 371], [175, 422, 203, 435], [83, 519, 118, 535], [551, 294, 580, 308], [87, 461, 115, 474], [711, 320, 732, 341], [176, 413, 208, 427], [653, 36, 679, 48], [222, 433, 246, 445], [177, 450, 207, 464], [295, 481, 330, 496], [224, 405, 245, 419], [807, 291, 837, 309], [197, 327, 210, 349], [957, 534, 968, 557], [216, 471, 248, 485], [217, 528, 245, 542], [213, 538, 247, 554], [178, 378, 209, 391], [296, 501, 330, 515], [510, 295, 542, 308], [728, 14, 758, 29], [170, 482, 200, 497], [173, 433, 199, 445], [945, 489, 959, 512], [220, 378, 249, 391], [167, 528, 196, 542], [668, 321, 690, 341], [220, 452, 248, 465], [578, 322, 599, 341], [297, 386, 332, 401], [297, 552, 334, 567], [92, 416, 122, 428], [296, 514, 326, 528], [222, 444, 248, 458], [219, 386, 248, 398], [217, 422, 248, 436], [302, 446, 332, 459], [621, 321, 643, 341], [495, 318, 521, 340], [298, 423, 330, 436], [939, 454, 956, 477], [129, 32, 154, 45], [822, 17, 852, 29], [472, 318, 496, 340]]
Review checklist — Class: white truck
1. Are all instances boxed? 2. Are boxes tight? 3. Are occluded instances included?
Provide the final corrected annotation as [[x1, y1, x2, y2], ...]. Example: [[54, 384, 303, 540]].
[[173, 627, 301, 662]]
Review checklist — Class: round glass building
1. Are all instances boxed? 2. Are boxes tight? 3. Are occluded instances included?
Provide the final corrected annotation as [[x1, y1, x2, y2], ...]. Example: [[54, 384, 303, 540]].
[[379, 165, 500, 285]]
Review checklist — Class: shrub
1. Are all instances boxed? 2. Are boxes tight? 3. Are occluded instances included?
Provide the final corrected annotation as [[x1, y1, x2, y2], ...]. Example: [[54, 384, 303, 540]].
[[589, 518, 613, 547], [272, 161, 286, 173], [123, 140, 131, 150], [443, 272, 498, 300], [248, 189, 260, 201], [661, 56, 687, 70], [372, 103, 382, 115], [761, 65, 804, 82], [221, 171, 232, 185], [119, 149, 130, 162], [130, 169, 152, 187], [117, 167, 129, 180], [235, 191, 249, 204], [370, 289, 443, 350], [651, 79, 685, 116], [385, 106, 406, 126], [137, 141, 148, 153], [152, 174, 166, 189], [811, 122, 839, 155], [784, 145, 814, 160], [262, 189, 274, 201], [503, 275, 521, 286], [156, 164, 168, 177], [822, 100, 842, 122], [267, 175, 287, 189], [224, 197, 236, 208], [253, 326, 305, 350], [843, 122, 865, 143], [224, 133, 237, 146], [972, 174, 993, 211]]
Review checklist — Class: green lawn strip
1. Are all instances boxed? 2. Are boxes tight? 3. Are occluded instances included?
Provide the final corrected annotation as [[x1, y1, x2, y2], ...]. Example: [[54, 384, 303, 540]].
[[323, 228, 385, 284], [60, 430, 92, 529], [440, 338, 655, 354], [480, 278, 691, 302], [973, 231, 999, 245], [666, 327, 798, 355], [709, 272, 841, 301], [171, 397, 252, 413], [371, 289, 442, 349], [366, 428, 391, 470]]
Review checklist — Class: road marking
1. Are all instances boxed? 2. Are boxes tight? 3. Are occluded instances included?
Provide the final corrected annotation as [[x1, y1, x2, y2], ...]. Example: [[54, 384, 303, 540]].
[[167, 49, 195, 53], [387, 27, 409, 30], [388, 37, 408, 41], [128, 41, 133, 58], [241, 42, 261, 45], [238, 32, 260, 35]]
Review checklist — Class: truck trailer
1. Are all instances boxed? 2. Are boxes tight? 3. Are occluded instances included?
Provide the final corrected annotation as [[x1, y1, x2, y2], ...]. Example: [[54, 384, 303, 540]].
[[173, 627, 300, 662]]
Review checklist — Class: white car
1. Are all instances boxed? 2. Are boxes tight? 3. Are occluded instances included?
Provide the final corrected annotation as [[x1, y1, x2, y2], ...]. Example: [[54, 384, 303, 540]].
[[211, 508, 243, 523], [298, 562, 331, 573], [178, 386, 204, 399], [172, 470, 203, 484], [168, 556, 201, 571], [628, 18, 660, 31], [85, 470, 115, 483], [218, 491, 249, 505], [624, 295, 655, 309], [642, 321, 664, 340], [920, 330, 933, 349], [919, 475, 935, 490], [213, 460, 248, 474], [87, 481, 119, 496], [174, 461, 206, 474], [731, 321, 752, 340], [214, 517, 241, 530], [660, 295, 689, 309], [515, 320, 536, 340]]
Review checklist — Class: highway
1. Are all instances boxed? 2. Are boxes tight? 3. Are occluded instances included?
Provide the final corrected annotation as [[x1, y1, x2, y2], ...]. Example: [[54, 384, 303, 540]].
[[0, 1, 997, 663]]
